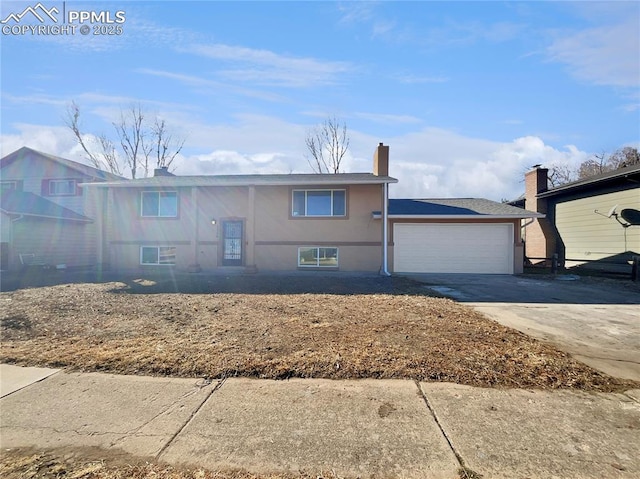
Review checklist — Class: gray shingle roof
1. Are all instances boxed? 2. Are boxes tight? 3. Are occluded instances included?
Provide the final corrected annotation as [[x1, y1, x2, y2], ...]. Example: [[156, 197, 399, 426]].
[[389, 198, 541, 218], [82, 172, 398, 188], [1, 190, 92, 222], [1, 147, 125, 181]]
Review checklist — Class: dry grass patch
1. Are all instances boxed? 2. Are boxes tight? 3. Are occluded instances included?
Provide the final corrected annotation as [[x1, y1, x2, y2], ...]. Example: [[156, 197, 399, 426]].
[[1, 275, 636, 391], [0, 447, 341, 479]]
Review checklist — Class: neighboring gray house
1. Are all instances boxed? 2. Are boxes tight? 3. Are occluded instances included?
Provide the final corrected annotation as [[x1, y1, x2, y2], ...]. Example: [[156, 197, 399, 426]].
[[0, 147, 124, 271], [515, 165, 640, 271]]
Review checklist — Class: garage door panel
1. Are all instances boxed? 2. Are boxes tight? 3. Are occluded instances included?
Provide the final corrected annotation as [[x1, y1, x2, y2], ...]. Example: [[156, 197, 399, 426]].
[[394, 223, 513, 274]]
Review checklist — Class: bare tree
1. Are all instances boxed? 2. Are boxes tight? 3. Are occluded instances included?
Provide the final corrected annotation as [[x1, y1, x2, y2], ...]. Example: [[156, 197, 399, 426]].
[[152, 117, 185, 170], [547, 163, 576, 187], [609, 146, 640, 169], [305, 116, 350, 174], [65, 102, 123, 176], [65, 102, 185, 178], [113, 104, 152, 179], [577, 151, 608, 179], [546, 146, 640, 187]]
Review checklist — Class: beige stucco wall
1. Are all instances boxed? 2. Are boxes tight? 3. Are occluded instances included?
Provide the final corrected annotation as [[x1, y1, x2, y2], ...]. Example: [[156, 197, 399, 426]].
[[103, 183, 384, 272], [555, 189, 640, 264]]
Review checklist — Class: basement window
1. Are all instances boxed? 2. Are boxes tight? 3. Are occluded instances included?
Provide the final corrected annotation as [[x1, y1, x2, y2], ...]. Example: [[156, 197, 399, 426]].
[[298, 247, 338, 268], [140, 246, 176, 265]]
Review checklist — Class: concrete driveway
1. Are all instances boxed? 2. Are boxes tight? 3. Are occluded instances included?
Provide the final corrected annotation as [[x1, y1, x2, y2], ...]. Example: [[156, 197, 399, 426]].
[[403, 274, 640, 381]]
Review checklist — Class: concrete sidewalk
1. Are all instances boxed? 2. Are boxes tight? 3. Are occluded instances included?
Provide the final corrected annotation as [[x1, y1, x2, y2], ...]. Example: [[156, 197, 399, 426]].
[[1, 365, 639, 479]]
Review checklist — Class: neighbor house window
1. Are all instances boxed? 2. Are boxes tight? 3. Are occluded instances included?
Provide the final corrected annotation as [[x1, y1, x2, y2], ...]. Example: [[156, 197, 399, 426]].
[[140, 246, 176, 265], [141, 191, 178, 217], [49, 179, 77, 196], [298, 247, 338, 268], [0, 181, 17, 193], [292, 189, 346, 217]]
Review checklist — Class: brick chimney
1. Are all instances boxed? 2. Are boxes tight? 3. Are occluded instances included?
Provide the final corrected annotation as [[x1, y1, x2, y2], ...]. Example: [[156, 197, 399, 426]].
[[523, 166, 556, 265], [373, 142, 389, 176], [524, 166, 548, 214], [154, 166, 175, 177]]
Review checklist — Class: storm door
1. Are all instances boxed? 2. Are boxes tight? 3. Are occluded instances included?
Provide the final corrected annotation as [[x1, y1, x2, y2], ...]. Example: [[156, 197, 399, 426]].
[[222, 221, 243, 266]]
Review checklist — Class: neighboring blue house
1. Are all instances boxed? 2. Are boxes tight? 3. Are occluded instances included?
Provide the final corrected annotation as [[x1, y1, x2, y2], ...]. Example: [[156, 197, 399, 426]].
[[0, 147, 124, 271]]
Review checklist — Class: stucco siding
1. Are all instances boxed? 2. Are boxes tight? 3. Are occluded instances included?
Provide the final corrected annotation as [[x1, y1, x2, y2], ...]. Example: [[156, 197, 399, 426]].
[[555, 189, 640, 262], [103, 183, 384, 272]]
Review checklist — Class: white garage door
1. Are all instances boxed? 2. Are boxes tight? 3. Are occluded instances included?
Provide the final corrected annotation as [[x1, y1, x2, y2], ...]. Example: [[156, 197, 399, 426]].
[[394, 223, 514, 274]]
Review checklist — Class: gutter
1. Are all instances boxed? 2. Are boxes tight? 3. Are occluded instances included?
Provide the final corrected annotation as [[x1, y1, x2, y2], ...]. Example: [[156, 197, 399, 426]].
[[372, 213, 543, 220], [381, 183, 391, 276]]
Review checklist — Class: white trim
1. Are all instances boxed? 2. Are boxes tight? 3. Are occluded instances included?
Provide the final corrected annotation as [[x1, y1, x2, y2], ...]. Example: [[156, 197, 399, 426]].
[[386, 214, 543, 219], [83, 176, 398, 188], [381, 183, 390, 276]]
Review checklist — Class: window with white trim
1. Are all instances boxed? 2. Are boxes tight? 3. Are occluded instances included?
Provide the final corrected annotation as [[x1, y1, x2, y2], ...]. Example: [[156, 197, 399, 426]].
[[141, 191, 178, 217], [292, 189, 346, 217], [140, 246, 176, 265], [298, 247, 338, 268], [49, 179, 77, 196]]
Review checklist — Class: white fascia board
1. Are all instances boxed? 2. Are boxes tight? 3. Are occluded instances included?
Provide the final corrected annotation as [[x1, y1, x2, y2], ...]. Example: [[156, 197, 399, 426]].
[[387, 214, 545, 220], [81, 178, 398, 188]]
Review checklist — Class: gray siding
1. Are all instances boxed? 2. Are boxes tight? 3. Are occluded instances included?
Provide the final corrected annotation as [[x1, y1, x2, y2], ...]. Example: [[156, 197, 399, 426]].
[[2, 153, 90, 215], [12, 218, 95, 269], [555, 189, 640, 263]]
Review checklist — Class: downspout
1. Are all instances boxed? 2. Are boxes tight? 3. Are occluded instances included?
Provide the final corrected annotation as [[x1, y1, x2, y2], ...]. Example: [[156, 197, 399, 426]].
[[381, 182, 390, 276]]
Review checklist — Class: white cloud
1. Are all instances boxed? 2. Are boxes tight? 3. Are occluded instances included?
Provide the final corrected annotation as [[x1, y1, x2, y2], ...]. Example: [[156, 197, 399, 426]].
[[352, 112, 423, 124], [1, 118, 589, 202], [546, 19, 640, 88], [385, 131, 588, 201], [0, 124, 75, 157], [183, 43, 353, 88], [136, 68, 284, 102]]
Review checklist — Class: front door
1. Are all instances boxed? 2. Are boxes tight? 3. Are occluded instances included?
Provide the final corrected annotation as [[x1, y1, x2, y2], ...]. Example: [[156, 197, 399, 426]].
[[222, 221, 243, 266]]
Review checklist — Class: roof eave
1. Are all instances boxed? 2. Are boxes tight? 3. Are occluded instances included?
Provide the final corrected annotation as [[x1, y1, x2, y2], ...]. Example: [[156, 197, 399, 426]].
[[81, 177, 399, 188], [387, 214, 544, 219], [537, 168, 640, 198], [0, 210, 93, 222]]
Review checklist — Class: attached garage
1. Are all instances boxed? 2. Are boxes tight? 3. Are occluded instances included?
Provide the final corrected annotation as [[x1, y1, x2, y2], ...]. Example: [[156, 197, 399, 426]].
[[387, 199, 542, 275], [393, 223, 513, 274]]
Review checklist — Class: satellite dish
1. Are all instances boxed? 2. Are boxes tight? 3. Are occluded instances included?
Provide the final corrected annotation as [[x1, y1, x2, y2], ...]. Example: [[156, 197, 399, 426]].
[[607, 205, 618, 218], [620, 209, 640, 226]]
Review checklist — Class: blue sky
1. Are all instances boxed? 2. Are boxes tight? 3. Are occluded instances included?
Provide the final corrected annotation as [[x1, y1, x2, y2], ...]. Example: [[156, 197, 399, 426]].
[[1, 1, 639, 200]]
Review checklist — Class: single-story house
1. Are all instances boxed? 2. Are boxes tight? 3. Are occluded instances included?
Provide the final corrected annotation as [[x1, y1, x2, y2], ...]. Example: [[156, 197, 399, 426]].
[[516, 165, 640, 271], [0, 146, 124, 271], [82, 143, 541, 275]]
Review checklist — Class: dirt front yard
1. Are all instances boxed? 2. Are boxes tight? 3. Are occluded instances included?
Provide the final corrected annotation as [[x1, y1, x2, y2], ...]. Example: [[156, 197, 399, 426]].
[[0, 273, 636, 391]]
